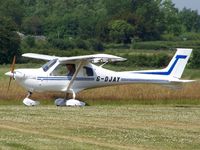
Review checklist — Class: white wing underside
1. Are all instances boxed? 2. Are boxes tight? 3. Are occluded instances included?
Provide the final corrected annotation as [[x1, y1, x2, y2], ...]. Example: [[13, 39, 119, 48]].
[[22, 53, 126, 63]]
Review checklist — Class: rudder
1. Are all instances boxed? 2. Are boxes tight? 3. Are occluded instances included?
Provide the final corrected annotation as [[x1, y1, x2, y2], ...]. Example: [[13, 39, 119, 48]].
[[164, 48, 192, 78]]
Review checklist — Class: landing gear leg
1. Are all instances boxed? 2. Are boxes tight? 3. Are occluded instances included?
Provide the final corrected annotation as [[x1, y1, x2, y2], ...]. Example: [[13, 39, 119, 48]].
[[23, 91, 40, 106], [65, 89, 85, 106], [26, 91, 32, 98], [71, 90, 76, 100]]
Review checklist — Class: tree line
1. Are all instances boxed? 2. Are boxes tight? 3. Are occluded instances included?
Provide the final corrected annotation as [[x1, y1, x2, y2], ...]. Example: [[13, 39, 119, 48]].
[[1, 0, 200, 42], [0, 0, 200, 67]]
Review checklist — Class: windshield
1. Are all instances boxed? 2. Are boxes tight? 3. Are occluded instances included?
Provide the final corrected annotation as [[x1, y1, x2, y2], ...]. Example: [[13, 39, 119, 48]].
[[42, 59, 57, 72]]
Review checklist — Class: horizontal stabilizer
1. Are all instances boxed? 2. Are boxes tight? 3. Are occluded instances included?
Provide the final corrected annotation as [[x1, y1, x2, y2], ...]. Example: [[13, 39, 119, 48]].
[[170, 79, 195, 83]]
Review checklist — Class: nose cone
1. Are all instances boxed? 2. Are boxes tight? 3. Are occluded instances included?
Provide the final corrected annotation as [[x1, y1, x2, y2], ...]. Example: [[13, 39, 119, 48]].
[[5, 71, 13, 77], [5, 70, 25, 79]]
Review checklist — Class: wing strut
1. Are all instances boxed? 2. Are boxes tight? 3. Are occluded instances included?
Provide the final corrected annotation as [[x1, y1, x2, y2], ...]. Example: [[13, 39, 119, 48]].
[[64, 61, 84, 97]]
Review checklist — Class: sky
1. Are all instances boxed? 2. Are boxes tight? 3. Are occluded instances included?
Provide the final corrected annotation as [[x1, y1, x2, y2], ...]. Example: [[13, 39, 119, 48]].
[[172, 0, 200, 13]]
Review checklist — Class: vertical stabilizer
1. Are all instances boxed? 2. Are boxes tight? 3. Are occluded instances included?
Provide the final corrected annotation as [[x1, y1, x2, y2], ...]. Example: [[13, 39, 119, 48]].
[[132, 48, 192, 79], [164, 48, 192, 78]]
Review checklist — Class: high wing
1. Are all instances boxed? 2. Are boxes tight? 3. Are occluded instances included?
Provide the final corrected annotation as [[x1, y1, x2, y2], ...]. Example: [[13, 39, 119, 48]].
[[59, 54, 127, 63], [22, 53, 126, 94], [22, 53, 60, 61], [22, 53, 127, 63]]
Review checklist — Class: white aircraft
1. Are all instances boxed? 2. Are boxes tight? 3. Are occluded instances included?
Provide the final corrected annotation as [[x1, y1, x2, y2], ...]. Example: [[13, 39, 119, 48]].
[[5, 48, 193, 106]]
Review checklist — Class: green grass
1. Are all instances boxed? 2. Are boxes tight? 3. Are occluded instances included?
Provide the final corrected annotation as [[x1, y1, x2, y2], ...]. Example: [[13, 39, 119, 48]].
[[0, 105, 200, 150]]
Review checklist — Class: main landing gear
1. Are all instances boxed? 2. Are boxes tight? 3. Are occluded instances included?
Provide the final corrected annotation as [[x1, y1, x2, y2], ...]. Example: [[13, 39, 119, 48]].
[[23, 90, 85, 107], [55, 90, 85, 107], [23, 91, 40, 106]]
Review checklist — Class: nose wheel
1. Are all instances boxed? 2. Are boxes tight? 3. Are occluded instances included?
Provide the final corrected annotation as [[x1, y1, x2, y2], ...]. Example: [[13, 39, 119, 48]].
[[23, 91, 40, 106]]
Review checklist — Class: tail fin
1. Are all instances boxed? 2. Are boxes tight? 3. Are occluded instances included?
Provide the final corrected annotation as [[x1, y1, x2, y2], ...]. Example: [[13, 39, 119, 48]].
[[132, 48, 192, 79], [164, 48, 192, 78]]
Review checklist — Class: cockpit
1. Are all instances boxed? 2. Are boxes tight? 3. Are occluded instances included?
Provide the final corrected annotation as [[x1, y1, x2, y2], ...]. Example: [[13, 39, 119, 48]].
[[42, 59, 94, 77]]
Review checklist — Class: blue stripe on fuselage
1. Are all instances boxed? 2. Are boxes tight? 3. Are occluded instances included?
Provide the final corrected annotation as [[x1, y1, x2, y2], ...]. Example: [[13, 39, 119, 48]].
[[134, 55, 187, 75], [37, 76, 95, 81]]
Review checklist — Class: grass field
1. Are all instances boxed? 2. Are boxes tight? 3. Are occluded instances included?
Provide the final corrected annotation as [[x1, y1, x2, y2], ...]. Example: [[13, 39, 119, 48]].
[[0, 105, 200, 150]]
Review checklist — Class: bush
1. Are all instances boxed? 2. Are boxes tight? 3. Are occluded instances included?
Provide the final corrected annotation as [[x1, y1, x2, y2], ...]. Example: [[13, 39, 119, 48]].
[[152, 53, 170, 67], [161, 34, 181, 41], [35, 40, 50, 49], [131, 40, 200, 50], [132, 41, 170, 50], [49, 38, 75, 50], [89, 39, 104, 51], [190, 49, 200, 68], [180, 32, 200, 41], [25, 36, 35, 48], [116, 53, 170, 68], [74, 38, 89, 50], [105, 43, 130, 49]]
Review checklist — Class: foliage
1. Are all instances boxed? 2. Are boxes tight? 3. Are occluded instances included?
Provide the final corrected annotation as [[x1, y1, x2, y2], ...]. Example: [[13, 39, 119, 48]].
[[179, 8, 200, 32], [49, 38, 75, 50], [132, 40, 200, 50], [161, 0, 184, 36], [22, 16, 44, 35], [25, 36, 35, 48], [108, 20, 134, 43], [0, 0, 24, 27], [161, 33, 180, 41], [180, 32, 200, 41], [88, 39, 104, 51], [112, 52, 170, 68], [0, 17, 21, 64], [190, 49, 200, 68], [75, 38, 89, 50], [131, 0, 165, 40], [1, 0, 200, 42], [0, 0, 200, 67]]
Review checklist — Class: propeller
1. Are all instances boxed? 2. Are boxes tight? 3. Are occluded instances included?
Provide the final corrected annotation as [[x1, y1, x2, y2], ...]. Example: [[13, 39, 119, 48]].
[[7, 56, 16, 91]]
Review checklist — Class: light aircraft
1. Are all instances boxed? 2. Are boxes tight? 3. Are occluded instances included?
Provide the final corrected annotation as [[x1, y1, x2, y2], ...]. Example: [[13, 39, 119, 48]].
[[5, 48, 193, 106]]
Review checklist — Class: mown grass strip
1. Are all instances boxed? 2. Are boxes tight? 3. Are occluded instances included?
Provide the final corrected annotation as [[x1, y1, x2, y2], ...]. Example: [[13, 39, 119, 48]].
[[0, 105, 200, 150]]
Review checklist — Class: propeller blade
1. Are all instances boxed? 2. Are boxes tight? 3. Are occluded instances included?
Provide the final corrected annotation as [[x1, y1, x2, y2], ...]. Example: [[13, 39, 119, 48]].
[[7, 56, 16, 92], [7, 77, 12, 91], [11, 56, 16, 73]]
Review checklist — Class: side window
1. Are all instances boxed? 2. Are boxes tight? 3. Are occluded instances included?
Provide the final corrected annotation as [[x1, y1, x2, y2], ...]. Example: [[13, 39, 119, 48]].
[[50, 64, 76, 76], [83, 66, 94, 76], [50, 64, 67, 76]]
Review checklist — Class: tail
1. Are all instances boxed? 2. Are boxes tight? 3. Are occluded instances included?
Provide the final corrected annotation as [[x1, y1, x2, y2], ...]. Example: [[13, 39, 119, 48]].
[[132, 48, 192, 79], [163, 48, 192, 78]]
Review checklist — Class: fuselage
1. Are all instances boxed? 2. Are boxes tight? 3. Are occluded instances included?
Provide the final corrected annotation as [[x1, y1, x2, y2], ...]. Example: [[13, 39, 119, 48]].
[[12, 61, 171, 94], [4, 49, 193, 106]]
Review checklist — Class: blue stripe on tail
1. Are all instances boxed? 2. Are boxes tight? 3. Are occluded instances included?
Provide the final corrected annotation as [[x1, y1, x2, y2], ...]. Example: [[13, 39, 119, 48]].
[[136, 55, 187, 75]]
